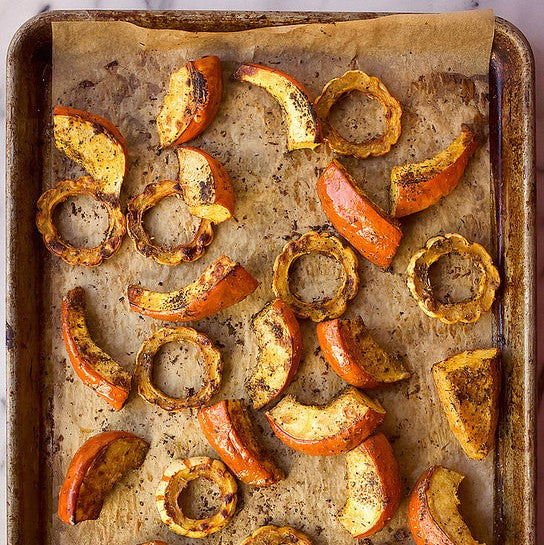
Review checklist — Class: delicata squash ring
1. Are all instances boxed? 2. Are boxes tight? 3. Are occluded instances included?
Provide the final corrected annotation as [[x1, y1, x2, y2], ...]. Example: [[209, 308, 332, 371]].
[[407, 233, 500, 324], [273, 231, 359, 322], [134, 326, 222, 411], [127, 180, 214, 265], [156, 457, 237, 538], [315, 70, 402, 159], [36, 176, 126, 266]]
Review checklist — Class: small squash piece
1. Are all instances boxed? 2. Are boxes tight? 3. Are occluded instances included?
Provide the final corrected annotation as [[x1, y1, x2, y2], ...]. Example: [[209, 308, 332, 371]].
[[272, 231, 359, 322], [198, 399, 285, 487], [177, 146, 235, 223], [240, 525, 313, 545], [317, 317, 410, 388], [134, 326, 222, 411], [62, 287, 131, 410], [128, 255, 259, 322], [156, 457, 237, 538], [157, 56, 223, 147], [266, 386, 385, 456], [408, 466, 485, 545], [315, 70, 402, 158], [406, 233, 500, 324], [317, 160, 403, 268], [246, 298, 302, 409], [338, 433, 402, 538], [390, 125, 478, 217], [432, 348, 500, 460], [233, 63, 321, 151]]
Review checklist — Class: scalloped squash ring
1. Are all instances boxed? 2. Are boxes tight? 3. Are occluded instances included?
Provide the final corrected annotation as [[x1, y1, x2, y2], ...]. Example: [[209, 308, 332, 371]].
[[134, 326, 222, 411], [406, 233, 500, 324], [35, 176, 126, 267], [127, 180, 214, 266], [315, 70, 402, 159], [272, 231, 360, 322]]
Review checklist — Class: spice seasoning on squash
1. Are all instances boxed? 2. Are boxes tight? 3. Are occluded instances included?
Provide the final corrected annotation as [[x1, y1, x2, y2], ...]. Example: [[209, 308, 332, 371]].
[[390, 125, 478, 217]]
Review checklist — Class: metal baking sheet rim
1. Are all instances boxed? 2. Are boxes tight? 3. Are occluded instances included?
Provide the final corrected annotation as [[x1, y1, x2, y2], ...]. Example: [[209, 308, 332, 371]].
[[5, 11, 536, 545]]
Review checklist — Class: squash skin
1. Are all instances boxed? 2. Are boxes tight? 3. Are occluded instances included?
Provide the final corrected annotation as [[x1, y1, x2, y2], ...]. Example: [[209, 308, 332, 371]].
[[156, 457, 237, 538], [134, 326, 222, 411], [240, 525, 313, 545], [265, 386, 385, 456], [128, 255, 259, 322], [390, 125, 478, 217], [317, 317, 410, 388], [408, 466, 484, 545], [233, 63, 322, 151], [198, 399, 285, 487], [338, 433, 402, 538], [272, 231, 359, 322], [406, 233, 500, 324], [58, 431, 149, 525], [157, 56, 223, 147], [62, 287, 131, 410], [432, 348, 500, 460], [315, 70, 402, 159], [246, 298, 303, 409], [176, 146, 235, 223], [317, 160, 402, 268]]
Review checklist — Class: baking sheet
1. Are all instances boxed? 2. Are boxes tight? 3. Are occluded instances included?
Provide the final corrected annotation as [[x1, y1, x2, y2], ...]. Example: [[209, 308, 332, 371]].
[[46, 10, 496, 545]]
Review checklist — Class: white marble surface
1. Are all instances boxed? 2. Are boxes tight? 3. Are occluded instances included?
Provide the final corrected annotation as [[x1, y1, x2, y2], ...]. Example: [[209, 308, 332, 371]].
[[1, 1, 542, 543]]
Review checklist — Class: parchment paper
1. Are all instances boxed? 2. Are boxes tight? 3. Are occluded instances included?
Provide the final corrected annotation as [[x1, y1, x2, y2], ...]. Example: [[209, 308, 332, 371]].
[[46, 10, 496, 545]]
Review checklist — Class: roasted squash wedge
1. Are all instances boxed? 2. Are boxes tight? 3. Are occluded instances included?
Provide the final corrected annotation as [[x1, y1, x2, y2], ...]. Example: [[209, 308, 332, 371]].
[[409, 466, 485, 545], [134, 326, 222, 411], [317, 317, 410, 388], [246, 298, 302, 409], [198, 399, 285, 487], [272, 231, 359, 322], [127, 180, 214, 266], [62, 287, 131, 410], [156, 457, 237, 538], [177, 146, 235, 223], [317, 160, 403, 268], [240, 525, 313, 545], [338, 433, 402, 538], [128, 255, 259, 322], [432, 348, 500, 460], [266, 386, 385, 456], [390, 125, 478, 217], [406, 233, 500, 324], [233, 63, 321, 151], [157, 56, 223, 147], [315, 70, 402, 158], [58, 431, 149, 525], [53, 106, 127, 197]]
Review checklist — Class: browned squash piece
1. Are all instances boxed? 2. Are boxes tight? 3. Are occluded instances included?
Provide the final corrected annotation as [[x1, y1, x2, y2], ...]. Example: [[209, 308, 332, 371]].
[[156, 457, 237, 537], [409, 466, 485, 545], [390, 125, 478, 217], [240, 525, 313, 545], [246, 299, 302, 409], [233, 63, 321, 151], [58, 431, 149, 525], [432, 348, 500, 460]]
